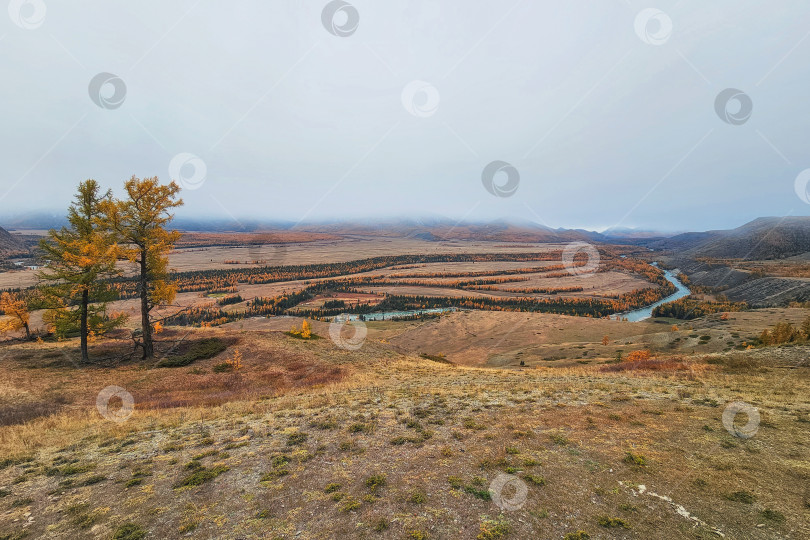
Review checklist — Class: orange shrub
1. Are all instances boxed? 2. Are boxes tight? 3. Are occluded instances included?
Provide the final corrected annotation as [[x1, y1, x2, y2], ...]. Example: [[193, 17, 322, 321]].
[[624, 349, 652, 362]]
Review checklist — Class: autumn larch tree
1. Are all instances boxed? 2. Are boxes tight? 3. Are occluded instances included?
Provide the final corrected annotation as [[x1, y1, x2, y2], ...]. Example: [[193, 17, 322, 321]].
[[39, 179, 125, 362], [103, 177, 183, 358], [0, 292, 31, 339]]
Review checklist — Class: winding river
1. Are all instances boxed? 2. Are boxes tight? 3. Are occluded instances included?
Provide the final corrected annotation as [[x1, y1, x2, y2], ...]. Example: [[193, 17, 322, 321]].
[[617, 265, 691, 322]]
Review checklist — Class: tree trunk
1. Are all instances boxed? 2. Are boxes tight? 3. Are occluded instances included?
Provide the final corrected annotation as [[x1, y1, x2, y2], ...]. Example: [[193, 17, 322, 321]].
[[80, 288, 89, 363], [139, 250, 153, 359]]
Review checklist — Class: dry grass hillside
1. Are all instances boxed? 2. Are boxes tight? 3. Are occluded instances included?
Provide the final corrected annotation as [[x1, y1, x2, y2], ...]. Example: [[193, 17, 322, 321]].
[[0, 314, 809, 539]]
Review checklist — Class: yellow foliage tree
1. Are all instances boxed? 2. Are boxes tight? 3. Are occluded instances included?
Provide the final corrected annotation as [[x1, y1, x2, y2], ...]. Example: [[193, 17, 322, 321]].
[[289, 319, 314, 339], [601, 335, 610, 346], [39, 179, 125, 361], [227, 347, 243, 371], [0, 292, 31, 339], [103, 177, 183, 358]]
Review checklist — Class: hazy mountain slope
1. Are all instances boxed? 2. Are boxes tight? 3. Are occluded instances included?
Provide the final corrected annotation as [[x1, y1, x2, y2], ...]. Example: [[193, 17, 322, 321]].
[[0, 226, 25, 254], [298, 219, 607, 243], [722, 277, 810, 306], [651, 217, 810, 259], [671, 258, 751, 289]]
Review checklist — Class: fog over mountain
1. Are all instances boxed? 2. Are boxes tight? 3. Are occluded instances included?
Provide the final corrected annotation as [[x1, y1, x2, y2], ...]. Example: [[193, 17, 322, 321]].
[[1, 1, 810, 231]]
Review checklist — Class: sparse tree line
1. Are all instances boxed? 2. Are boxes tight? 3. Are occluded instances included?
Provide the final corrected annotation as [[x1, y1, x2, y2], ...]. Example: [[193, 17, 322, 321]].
[[106, 251, 577, 298], [300, 292, 620, 318], [217, 294, 244, 306], [106, 249, 679, 327], [463, 285, 585, 294], [651, 297, 747, 319], [0, 177, 183, 361], [107, 248, 667, 302], [386, 265, 573, 279], [163, 273, 680, 327], [312, 275, 536, 289], [165, 285, 322, 326]]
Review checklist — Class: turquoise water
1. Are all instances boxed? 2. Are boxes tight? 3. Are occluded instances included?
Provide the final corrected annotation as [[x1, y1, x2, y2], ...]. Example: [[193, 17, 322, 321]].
[[617, 267, 691, 322], [332, 307, 458, 322]]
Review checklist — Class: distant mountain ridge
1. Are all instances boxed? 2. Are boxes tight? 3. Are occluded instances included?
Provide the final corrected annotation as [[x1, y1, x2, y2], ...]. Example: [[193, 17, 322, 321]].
[[647, 217, 810, 260], [4, 214, 810, 260], [298, 219, 607, 244]]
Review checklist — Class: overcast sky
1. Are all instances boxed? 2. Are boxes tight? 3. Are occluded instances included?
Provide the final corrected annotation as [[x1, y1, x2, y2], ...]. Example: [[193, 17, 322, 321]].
[[1, 0, 809, 232]]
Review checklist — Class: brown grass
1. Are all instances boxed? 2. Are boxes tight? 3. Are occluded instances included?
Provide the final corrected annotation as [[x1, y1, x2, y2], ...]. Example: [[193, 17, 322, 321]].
[[0, 327, 349, 422], [1, 308, 809, 539], [600, 356, 708, 373]]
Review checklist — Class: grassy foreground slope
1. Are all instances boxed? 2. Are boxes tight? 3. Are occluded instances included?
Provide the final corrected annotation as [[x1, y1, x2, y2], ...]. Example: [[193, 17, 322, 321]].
[[0, 326, 808, 539]]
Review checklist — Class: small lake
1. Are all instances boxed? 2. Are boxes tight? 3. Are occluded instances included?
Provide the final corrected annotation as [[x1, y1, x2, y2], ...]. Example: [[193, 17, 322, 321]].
[[616, 265, 691, 322], [333, 307, 458, 322]]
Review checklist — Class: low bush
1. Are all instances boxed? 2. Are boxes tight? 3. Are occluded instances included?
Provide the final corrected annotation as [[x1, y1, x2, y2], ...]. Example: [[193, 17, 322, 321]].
[[724, 490, 755, 504], [623, 452, 647, 467], [365, 473, 387, 492], [477, 515, 510, 540], [157, 338, 228, 368], [0, 400, 61, 427], [112, 523, 147, 540], [597, 515, 630, 528], [419, 353, 453, 365], [175, 465, 229, 488]]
